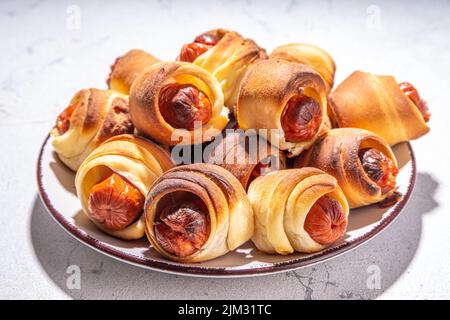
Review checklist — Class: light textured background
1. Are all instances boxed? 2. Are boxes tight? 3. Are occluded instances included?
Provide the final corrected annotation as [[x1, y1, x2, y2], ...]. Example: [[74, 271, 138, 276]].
[[0, 0, 449, 299]]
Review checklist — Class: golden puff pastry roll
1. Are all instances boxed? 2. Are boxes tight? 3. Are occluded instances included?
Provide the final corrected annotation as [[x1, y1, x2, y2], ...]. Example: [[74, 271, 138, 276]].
[[295, 128, 399, 208], [205, 131, 286, 190], [270, 43, 336, 92], [129, 61, 229, 146], [330, 71, 430, 146], [236, 59, 328, 157], [107, 49, 159, 95], [248, 168, 349, 255], [144, 163, 254, 263], [177, 29, 267, 110], [51, 88, 134, 171], [75, 134, 174, 240]]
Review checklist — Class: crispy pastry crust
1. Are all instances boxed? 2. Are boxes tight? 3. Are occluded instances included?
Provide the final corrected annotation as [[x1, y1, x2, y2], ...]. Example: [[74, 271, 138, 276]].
[[330, 71, 429, 145], [248, 168, 349, 254], [270, 43, 336, 92], [205, 131, 286, 189], [236, 59, 328, 157], [109, 49, 159, 94], [144, 163, 254, 263], [129, 61, 229, 146], [193, 29, 267, 111], [75, 134, 174, 240], [295, 128, 397, 208], [51, 89, 133, 171]]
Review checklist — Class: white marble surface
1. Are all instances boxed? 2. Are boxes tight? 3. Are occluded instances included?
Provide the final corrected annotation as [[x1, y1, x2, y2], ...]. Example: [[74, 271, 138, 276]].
[[0, 0, 449, 299]]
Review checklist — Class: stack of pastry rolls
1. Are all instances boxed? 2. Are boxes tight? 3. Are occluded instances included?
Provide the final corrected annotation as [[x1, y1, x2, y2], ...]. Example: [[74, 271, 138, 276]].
[[49, 28, 429, 263]]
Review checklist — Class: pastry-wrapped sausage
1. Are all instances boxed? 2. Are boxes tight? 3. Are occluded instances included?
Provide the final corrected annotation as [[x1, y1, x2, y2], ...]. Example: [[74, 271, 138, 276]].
[[248, 168, 349, 254], [75, 134, 174, 240], [107, 49, 159, 94], [177, 29, 267, 110], [51, 89, 134, 171], [144, 163, 254, 263], [330, 71, 430, 145], [206, 131, 286, 189], [236, 59, 328, 157], [270, 43, 336, 92], [129, 61, 229, 146], [295, 128, 399, 208]]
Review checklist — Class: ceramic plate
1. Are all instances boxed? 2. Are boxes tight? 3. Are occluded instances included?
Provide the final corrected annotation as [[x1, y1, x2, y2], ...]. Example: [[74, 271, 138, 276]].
[[37, 134, 415, 277]]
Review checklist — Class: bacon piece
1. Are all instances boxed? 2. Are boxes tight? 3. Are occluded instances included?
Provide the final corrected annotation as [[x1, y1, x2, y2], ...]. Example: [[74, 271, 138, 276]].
[[55, 104, 77, 135], [304, 195, 347, 245], [88, 173, 144, 231], [155, 200, 210, 257], [159, 83, 212, 130], [177, 32, 220, 62], [399, 82, 430, 122], [281, 95, 322, 142], [359, 148, 399, 194]]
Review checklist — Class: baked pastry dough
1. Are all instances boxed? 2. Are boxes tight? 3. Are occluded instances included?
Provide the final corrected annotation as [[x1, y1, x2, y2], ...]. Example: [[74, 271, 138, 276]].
[[75, 134, 174, 240], [178, 29, 267, 110], [107, 49, 159, 94], [51, 88, 134, 171], [236, 59, 328, 157], [270, 43, 336, 92], [295, 128, 399, 208], [330, 71, 430, 145], [206, 131, 286, 189], [248, 168, 349, 254], [129, 61, 229, 146], [144, 163, 254, 263]]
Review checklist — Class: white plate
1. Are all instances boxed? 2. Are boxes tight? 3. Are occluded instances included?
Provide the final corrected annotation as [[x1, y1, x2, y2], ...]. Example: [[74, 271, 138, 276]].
[[37, 134, 416, 277]]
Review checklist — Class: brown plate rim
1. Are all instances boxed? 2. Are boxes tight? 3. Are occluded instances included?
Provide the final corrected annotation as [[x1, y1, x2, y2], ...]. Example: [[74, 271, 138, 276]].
[[37, 133, 416, 277]]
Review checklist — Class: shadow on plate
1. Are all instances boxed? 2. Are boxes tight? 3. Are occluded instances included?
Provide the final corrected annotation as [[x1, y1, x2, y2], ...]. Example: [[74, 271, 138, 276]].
[[49, 152, 76, 195], [29, 172, 438, 299]]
